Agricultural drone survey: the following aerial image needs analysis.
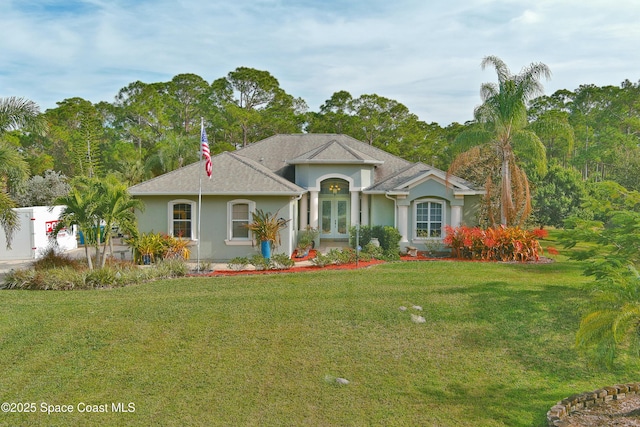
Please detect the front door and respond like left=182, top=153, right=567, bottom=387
left=320, top=198, right=349, bottom=239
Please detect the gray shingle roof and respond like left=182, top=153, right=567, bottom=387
left=287, top=139, right=383, bottom=165
left=365, top=162, right=483, bottom=193
left=234, top=134, right=411, bottom=182
left=129, top=151, right=304, bottom=196
left=129, top=133, right=481, bottom=197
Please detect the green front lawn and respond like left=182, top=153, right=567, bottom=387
left=1, top=260, right=637, bottom=426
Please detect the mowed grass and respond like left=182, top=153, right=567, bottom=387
left=1, top=259, right=638, bottom=426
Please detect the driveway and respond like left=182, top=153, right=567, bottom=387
left=0, top=258, right=35, bottom=279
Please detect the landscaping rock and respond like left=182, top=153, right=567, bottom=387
left=411, top=314, right=426, bottom=324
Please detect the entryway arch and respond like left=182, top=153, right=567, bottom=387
left=319, top=178, right=350, bottom=239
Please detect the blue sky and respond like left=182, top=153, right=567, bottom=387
left=2, top=0, right=640, bottom=125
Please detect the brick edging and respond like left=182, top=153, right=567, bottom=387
left=547, top=382, right=640, bottom=426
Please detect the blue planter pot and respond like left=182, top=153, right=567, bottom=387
left=260, top=240, right=271, bottom=260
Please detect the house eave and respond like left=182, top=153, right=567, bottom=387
left=131, top=191, right=305, bottom=197
left=286, top=159, right=383, bottom=166
left=453, top=190, right=486, bottom=196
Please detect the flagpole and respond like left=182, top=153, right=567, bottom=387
left=197, top=118, right=212, bottom=272
left=197, top=118, right=204, bottom=271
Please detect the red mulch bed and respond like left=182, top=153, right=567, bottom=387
left=400, top=251, right=449, bottom=261
left=190, top=250, right=552, bottom=278
left=201, top=259, right=385, bottom=277
left=291, top=249, right=317, bottom=261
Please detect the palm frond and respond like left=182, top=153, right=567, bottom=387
left=481, top=55, right=511, bottom=84
left=511, top=130, right=547, bottom=177
left=0, top=191, right=19, bottom=249
left=509, top=163, right=531, bottom=226
left=450, top=126, right=493, bottom=157
left=0, top=142, right=29, bottom=184
left=0, top=96, right=45, bottom=135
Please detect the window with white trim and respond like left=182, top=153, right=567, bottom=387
left=226, top=199, right=256, bottom=244
left=169, top=200, right=196, bottom=239
left=414, top=199, right=444, bottom=238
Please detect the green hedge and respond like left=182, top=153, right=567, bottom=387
left=349, top=225, right=401, bottom=260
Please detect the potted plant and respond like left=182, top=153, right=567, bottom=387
left=245, top=209, right=290, bottom=260
left=296, top=226, right=319, bottom=258
left=128, top=232, right=165, bottom=265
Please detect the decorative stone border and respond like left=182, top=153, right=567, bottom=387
left=547, top=382, right=640, bottom=426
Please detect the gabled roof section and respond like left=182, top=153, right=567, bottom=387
left=234, top=134, right=411, bottom=182
left=287, top=139, right=383, bottom=165
left=129, top=151, right=305, bottom=196
left=364, top=162, right=484, bottom=195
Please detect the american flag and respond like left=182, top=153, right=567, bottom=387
left=201, top=122, right=212, bottom=178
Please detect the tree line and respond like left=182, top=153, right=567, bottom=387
left=2, top=63, right=640, bottom=227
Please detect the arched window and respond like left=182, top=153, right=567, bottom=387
left=226, top=199, right=256, bottom=245
left=414, top=199, right=445, bottom=239
left=320, top=178, right=349, bottom=195
left=168, top=200, right=196, bottom=239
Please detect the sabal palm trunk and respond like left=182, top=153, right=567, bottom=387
left=501, top=155, right=513, bottom=226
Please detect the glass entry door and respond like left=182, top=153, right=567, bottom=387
left=320, top=198, right=349, bottom=239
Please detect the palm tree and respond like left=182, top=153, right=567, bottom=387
left=55, top=176, right=144, bottom=269
left=54, top=178, right=101, bottom=269
left=144, top=132, right=198, bottom=176
left=0, top=143, right=29, bottom=248
left=566, top=210, right=640, bottom=366
left=575, top=269, right=640, bottom=367
left=449, top=56, right=550, bottom=226
left=95, top=176, right=144, bottom=268
left=0, top=97, right=44, bottom=248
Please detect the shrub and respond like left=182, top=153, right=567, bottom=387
left=311, top=248, right=365, bottom=267
left=196, top=261, right=212, bottom=272
left=155, top=259, right=188, bottom=277
left=349, top=225, right=372, bottom=248
left=128, top=232, right=166, bottom=264
left=128, top=232, right=191, bottom=264
left=33, top=247, right=84, bottom=271
left=250, top=254, right=271, bottom=270
left=271, top=253, right=295, bottom=270
left=85, top=268, right=119, bottom=288
left=1, top=259, right=187, bottom=290
left=227, top=257, right=249, bottom=271
left=350, top=226, right=401, bottom=260
left=423, top=240, right=446, bottom=256
left=311, top=252, right=332, bottom=268
left=362, top=242, right=384, bottom=260
left=4, top=267, right=79, bottom=290
left=323, top=248, right=340, bottom=265
left=355, top=249, right=372, bottom=262
left=163, top=235, right=191, bottom=260
left=365, top=225, right=401, bottom=260
left=443, top=225, right=544, bottom=261
left=297, top=226, right=319, bottom=252
left=246, top=209, right=290, bottom=246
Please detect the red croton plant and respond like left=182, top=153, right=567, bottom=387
left=443, top=225, right=551, bottom=262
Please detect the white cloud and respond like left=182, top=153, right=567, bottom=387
left=1, top=0, right=639, bottom=124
